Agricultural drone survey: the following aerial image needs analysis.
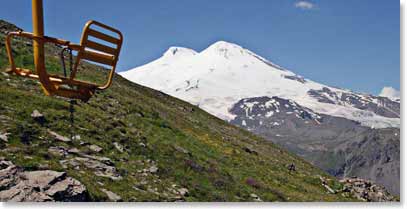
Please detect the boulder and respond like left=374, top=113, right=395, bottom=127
left=0, top=160, right=88, bottom=202
left=48, top=130, right=71, bottom=142
left=0, top=160, right=20, bottom=190
left=48, top=146, right=68, bottom=157
left=243, top=146, right=258, bottom=155
left=101, top=189, right=122, bottom=202
left=88, top=145, right=103, bottom=153
left=0, top=132, right=9, bottom=142
left=149, top=165, right=158, bottom=174
left=173, top=145, right=190, bottom=155
left=113, top=142, right=124, bottom=153
left=67, top=148, right=80, bottom=154
left=31, top=110, right=45, bottom=125
left=60, top=156, right=121, bottom=181
left=177, top=188, right=188, bottom=196
left=250, top=193, right=262, bottom=202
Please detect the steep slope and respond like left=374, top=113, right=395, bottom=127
left=121, top=41, right=400, bottom=195
left=0, top=20, right=358, bottom=201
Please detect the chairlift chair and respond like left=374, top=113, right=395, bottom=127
left=4, top=0, right=123, bottom=102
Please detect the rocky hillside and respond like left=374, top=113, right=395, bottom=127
left=0, top=19, right=363, bottom=202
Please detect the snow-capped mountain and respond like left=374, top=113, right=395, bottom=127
left=121, top=41, right=400, bottom=195
left=121, top=41, right=400, bottom=129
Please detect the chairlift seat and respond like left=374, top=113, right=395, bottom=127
left=5, top=20, right=123, bottom=101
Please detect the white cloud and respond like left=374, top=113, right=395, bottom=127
left=294, top=1, right=315, bottom=10
left=379, top=86, right=400, bottom=100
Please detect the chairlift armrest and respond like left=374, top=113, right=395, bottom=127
left=67, top=43, right=82, bottom=51
left=43, top=37, right=82, bottom=52
left=7, top=31, right=69, bottom=46
left=43, top=36, right=70, bottom=46
left=44, top=37, right=82, bottom=51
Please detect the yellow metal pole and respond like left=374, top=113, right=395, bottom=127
left=32, top=0, right=54, bottom=95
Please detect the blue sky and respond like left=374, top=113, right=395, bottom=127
left=0, top=0, right=399, bottom=94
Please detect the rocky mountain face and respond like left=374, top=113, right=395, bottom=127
left=308, top=87, right=400, bottom=119
left=0, top=19, right=361, bottom=202
left=121, top=41, right=400, bottom=196
left=229, top=96, right=399, bottom=195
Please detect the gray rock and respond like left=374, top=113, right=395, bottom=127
left=101, top=189, right=122, bottom=202
left=48, top=146, right=68, bottom=157
left=250, top=193, right=262, bottom=202
left=80, top=154, right=113, bottom=165
left=149, top=165, right=158, bottom=174
left=339, top=177, right=396, bottom=202
left=88, top=145, right=103, bottom=153
left=21, top=170, right=66, bottom=190
left=173, top=145, right=189, bottom=155
left=67, top=148, right=80, bottom=154
left=113, top=142, right=124, bottom=153
left=0, top=132, right=9, bottom=142
left=284, top=75, right=306, bottom=84
left=0, top=160, right=88, bottom=202
left=243, top=146, right=258, bottom=155
left=177, top=188, right=188, bottom=196
left=31, top=110, right=44, bottom=118
left=60, top=156, right=121, bottom=181
left=319, top=176, right=336, bottom=194
left=45, top=177, right=87, bottom=201
left=31, top=110, right=45, bottom=125
left=0, top=160, right=20, bottom=190
left=47, top=130, right=71, bottom=142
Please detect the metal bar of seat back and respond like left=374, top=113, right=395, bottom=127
left=87, top=29, right=120, bottom=45
left=81, top=50, right=115, bottom=66
left=85, top=40, right=117, bottom=56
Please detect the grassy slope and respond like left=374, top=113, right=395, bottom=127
left=0, top=23, right=355, bottom=201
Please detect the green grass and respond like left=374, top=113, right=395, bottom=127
left=0, top=24, right=357, bottom=202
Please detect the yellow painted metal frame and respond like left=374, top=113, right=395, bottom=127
left=5, top=0, right=123, bottom=101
